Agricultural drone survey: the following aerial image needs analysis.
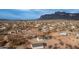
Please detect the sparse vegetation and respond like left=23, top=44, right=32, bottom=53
left=0, top=20, right=79, bottom=49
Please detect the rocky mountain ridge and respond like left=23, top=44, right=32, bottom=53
left=39, top=12, right=79, bottom=20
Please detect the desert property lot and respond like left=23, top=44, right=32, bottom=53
left=0, top=20, right=79, bottom=49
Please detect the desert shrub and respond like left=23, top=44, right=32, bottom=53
left=0, top=40, right=7, bottom=46
left=48, top=45, right=53, bottom=49
left=43, top=43, right=47, bottom=46
left=8, top=35, right=27, bottom=45
left=39, top=35, right=52, bottom=40
left=43, top=43, right=47, bottom=48
left=74, top=45, right=79, bottom=49
left=59, top=41, right=64, bottom=45
left=66, top=44, right=72, bottom=49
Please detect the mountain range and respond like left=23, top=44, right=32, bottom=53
left=39, top=11, right=79, bottom=20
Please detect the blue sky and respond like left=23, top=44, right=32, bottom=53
left=0, top=9, right=79, bottom=20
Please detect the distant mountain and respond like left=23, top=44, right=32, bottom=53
left=39, top=12, right=79, bottom=20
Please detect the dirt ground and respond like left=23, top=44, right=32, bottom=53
left=0, top=20, right=79, bottom=49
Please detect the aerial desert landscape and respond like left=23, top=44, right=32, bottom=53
left=0, top=9, right=79, bottom=49
left=0, top=20, right=79, bottom=49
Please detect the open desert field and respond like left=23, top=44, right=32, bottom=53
left=0, top=20, right=79, bottom=49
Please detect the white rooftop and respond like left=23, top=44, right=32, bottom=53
left=59, top=32, right=68, bottom=36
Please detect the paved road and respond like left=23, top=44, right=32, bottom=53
left=0, top=47, right=7, bottom=49
left=33, top=46, right=43, bottom=49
